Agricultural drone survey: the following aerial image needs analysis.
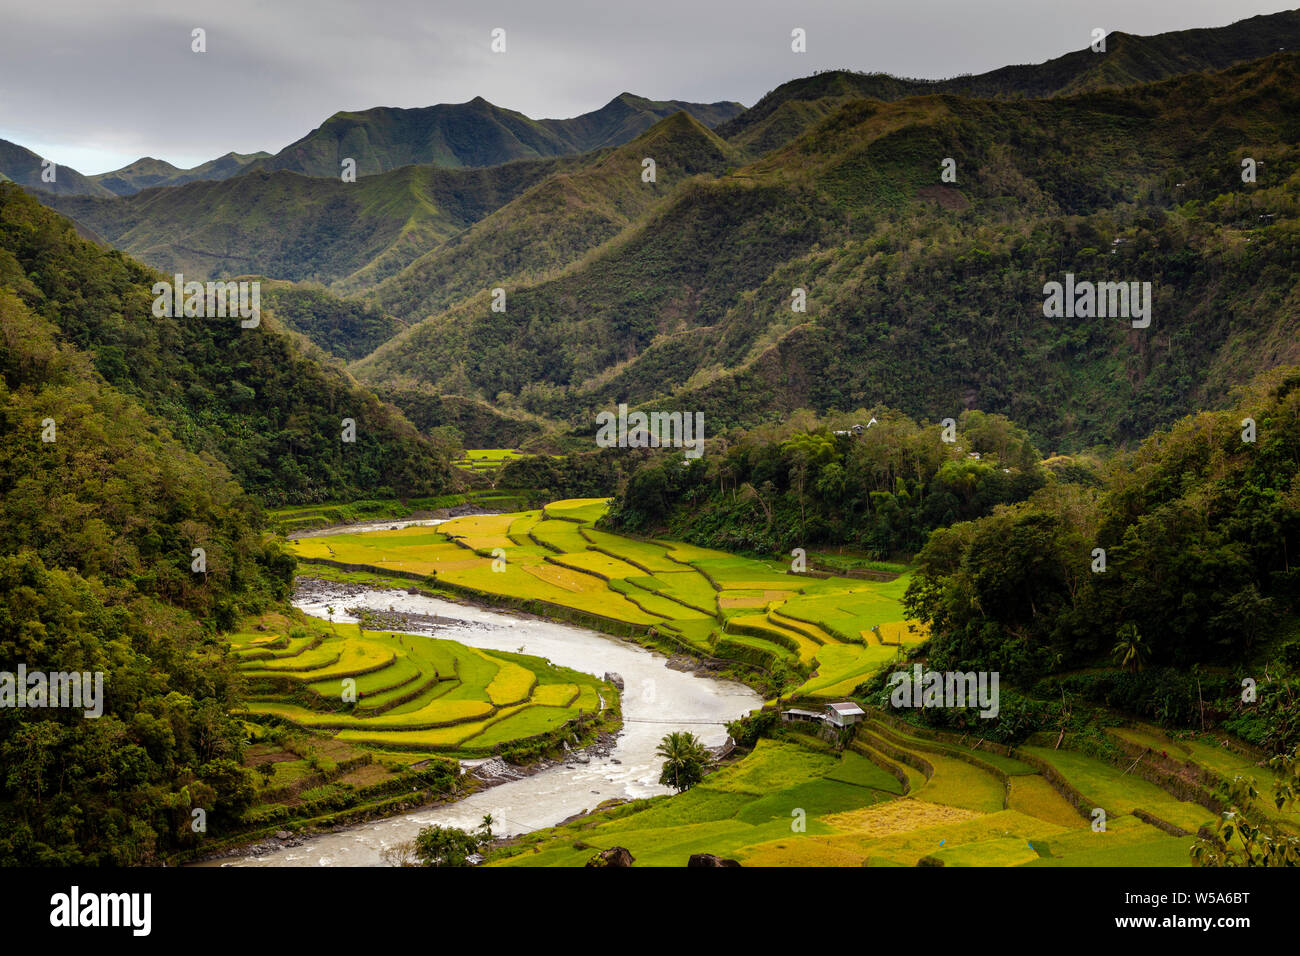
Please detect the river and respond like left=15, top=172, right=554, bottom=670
left=203, top=536, right=762, bottom=866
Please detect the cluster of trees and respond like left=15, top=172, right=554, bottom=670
left=657, top=732, right=711, bottom=793
left=606, top=408, right=1045, bottom=558
left=902, top=366, right=1300, bottom=749
left=382, top=815, right=498, bottom=867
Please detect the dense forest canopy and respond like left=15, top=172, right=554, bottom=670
left=605, top=408, right=1047, bottom=556
left=0, top=278, right=290, bottom=864
left=0, top=184, right=456, bottom=505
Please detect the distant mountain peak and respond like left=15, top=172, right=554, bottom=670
left=257, top=92, right=746, bottom=178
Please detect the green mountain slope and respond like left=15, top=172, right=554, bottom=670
left=0, top=273, right=294, bottom=864
left=0, top=183, right=455, bottom=504
left=40, top=158, right=567, bottom=285
left=353, top=53, right=1300, bottom=451
left=365, top=110, right=741, bottom=319
left=258, top=282, right=405, bottom=361
left=262, top=92, right=745, bottom=178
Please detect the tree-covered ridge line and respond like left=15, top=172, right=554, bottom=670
left=0, top=183, right=456, bottom=506
left=353, top=52, right=1300, bottom=452
left=258, top=92, right=745, bottom=180
left=604, top=407, right=1047, bottom=558
left=720, top=8, right=1300, bottom=150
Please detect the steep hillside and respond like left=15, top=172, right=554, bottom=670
left=353, top=54, right=1300, bottom=451
left=0, top=272, right=293, bottom=864
left=0, top=183, right=455, bottom=504
left=365, top=110, right=741, bottom=318
left=0, top=138, right=114, bottom=197
left=40, top=157, right=568, bottom=285
left=258, top=282, right=406, bottom=361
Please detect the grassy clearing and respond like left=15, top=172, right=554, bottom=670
left=451, top=449, right=528, bottom=476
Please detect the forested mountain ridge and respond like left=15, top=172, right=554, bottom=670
left=39, top=156, right=573, bottom=287
left=0, top=184, right=456, bottom=505
left=365, top=110, right=741, bottom=323
left=89, top=151, right=271, bottom=196
left=720, top=9, right=1300, bottom=154
left=13, top=10, right=1299, bottom=459
left=1, top=93, right=743, bottom=200
left=0, top=257, right=293, bottom=865
left=259, top=92, right=745, bottom=179
left=354, top=52, right=1300, bottom=451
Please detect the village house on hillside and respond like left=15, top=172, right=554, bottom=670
left=825, top=701, right=865, bottom=727
left=781, top=701, right=865, bottom=728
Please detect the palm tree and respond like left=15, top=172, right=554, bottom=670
left=1111, top=623, right=1149, bottom=672
left=656, top=731, right=710, bottom=793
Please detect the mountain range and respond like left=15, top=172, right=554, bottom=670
left=10, top=7, right=1300, bottom=456
left=0, top=92, right=744, bottom=199
left=352, top=51, right=1300, bottom=452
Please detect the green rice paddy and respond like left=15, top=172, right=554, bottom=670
left=451, top=448, right=530, bottom=476
left=228, top=611, right=609, bottom=755
left=490, top=715, right=1250, bottom=867
left=288, top=498, right=921, bottom=697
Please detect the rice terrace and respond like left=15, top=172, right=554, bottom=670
left=287, top=497, right=922, bottom=700
left=5, top=3, right=1300, bottom=932
left=239, top=496, right=1298, bottom=868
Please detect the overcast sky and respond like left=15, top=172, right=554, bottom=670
left=1, top=0, right=1292, bottom=174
